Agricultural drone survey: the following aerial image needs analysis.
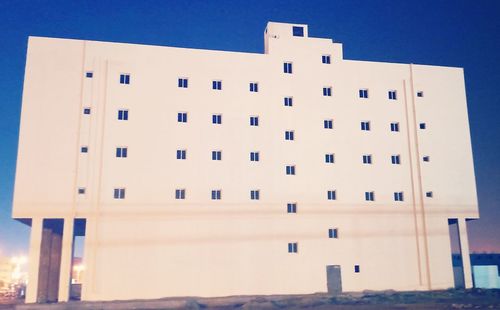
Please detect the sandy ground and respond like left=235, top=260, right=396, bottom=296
left=1, top=289, right=498, bottom=309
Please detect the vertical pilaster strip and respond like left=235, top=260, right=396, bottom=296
left=58, top=218, right=74, bottom=302
left=26, top=218, right=43, bottom=303
left=458, top=218, right=473, bottom=288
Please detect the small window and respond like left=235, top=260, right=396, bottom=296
left=359, top=89, right=369, bottom=99
left=211, top=190, right=222, bottom=200
left=365, top=191, right=375, bottom=201
left=388, top=90, right=397, bottom=100
left=178, top=78, right=188, bottom=88
left=212, top=151, right=222, bottom=161
left=292, top=26, right=304, bottom=37
left=287, top=203, right=297, bottom=213
left=250, top=152, right=260, bottom=162
left=116, top=147, right=128, bottom=158
left=113, top=188, right=126, bottom=199
left=249, top=82, right=259, bottom=92
left=394, top=192, right=404, bottom=202
left=177, top=112, right=188, bottom=123
left=250, top=190, right=260, bottom=200
left=328, top=228, right=338, bottom=239
left=423, top=156, right=430, bottom=162
left=417, top=91, right=424, bottom=97
left=118, top=109, right=129, bottom=121
left=85, top=72, right=93, bottom=78
left=323, top=87, right=332, bottom=97
left=250, top=116, right=259, bottom=126
left=391, top=155, right=401, bottom=165
left=83, top=107, right=91, bottom=115
left=78, top=188, right=86, bottom=195
left=354, top=265, right=360, bottom=273
left=288, top=242, right=298, bottom=253
left=176, top=149, right=186, bottom=160
left=283, top=62, right=293, bottom=74
left=327, top=190, right=336, bottom=200
left=81, top=146, right=88, bottom=153
left=325, top=154, right=335, bottom=164
left=390, top=122, right=400, bottom=132
left=362, top=155, right=372, bottom=164
left=361, top=121, right=371, bottom=131
left=212, top=114, right=222, bottom=124
left=322, top=55, right=331, bottom=64
left=119, top=74, right=130, bottom=85
left=419, top=123, right=426, bottom=129
left=324, top=119, right=333, bottom=129
left=426, top=191, right=433, bottom=198
left=175, top=189, right=186, bottom=200
left=286, top=165, right=296, bottom=175
left=285, top=130, right=295, bottom=141
left=212, top=80, right=222, bottom=90
left=284, top=97, right=293, bottom=107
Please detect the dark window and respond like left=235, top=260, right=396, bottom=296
left=362, top=155, right=372, bottom=164
left=292, top=26, right=304, bottom=37
left=250, top=190, right=260, bottom=200
left=325, top=154, right=335, bottom=163
left=288, top=242, right=298, bottom=253
left=354, top=265, right=360, bottom=273
left=324, top=119, right=333, bottom=129
left=116, top=147, right=128, bottom=158
left=322, top=55, right=331, bottom=64
left=212, top=114, right=222, bottom=124
left=86, top=72, right=93, bottom=78
left=388, top=90, right=397, bottom=100
left=81, top=146, right=88, bottom=153
left=212, top=151, right=222, bottom=161
left=211, top=190, right=221, bottom=200
left=286, top=165, right=296, bottom=175
left=285, top=131, right=295, bottom=141
left=328, top=190, right=336, bottom=200
left=391, top=155, right=401, bottom=165
left=323, top=87, right=332, bottom=96
left=176, top=149, right=186, bottom=160
left=114, top=188, right=126, bottom=199
left=175, top=189, right=185, bottom=199
left=250, top=152, right=260, bottom=162
left=178, top=78, right=188, bottom=88
left=361, top=121, right=371, bottom=131
left=391, top=122, right=400, bottom=132
left=419, top=123, right=426, bottom=129
left=287, top=203, right=297, bottom=213
left=284, top=62, right=293, bottom=74
left=78, top=188, right=86, bottom=194
left=249, top=82, right=259, bottom=92
left=365, top=191, right=375, bottom=201
left=394, top=192, right=404, bottom=202
left=426, top=191, right=433, bottom=198
left=284, top=97, right=293, bottom=107
left=83, top=108, right=91, bottom=115
left=212, top=80, right=222, bottom=90
left=118, top=109, right=129, bottom=120
left=417, top=91, right=424, bottom=97
left=119, top=74, right=130, bottom=84
left=328, top=228, right=338, bottom=239
left=359, top=89, right=369, bottom=98
left=250, top=116, right=259, bottom=126
left=178, top=112, right=188, bottom=123
left=423, top=156, right=430, bottom=162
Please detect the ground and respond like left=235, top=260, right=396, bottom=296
left=0, top=289, right=499, bottom=309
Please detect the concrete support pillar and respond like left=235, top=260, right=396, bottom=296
left=58, top=218, right=74, bottom=302
left=458, top=218, right=473, bottom=288
left=26, top=218, right=43, bottom=303
left=46, top=231, right=62, bottom=302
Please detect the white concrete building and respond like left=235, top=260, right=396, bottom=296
left=13, top=22, right=479, bottom=303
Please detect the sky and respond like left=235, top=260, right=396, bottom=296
left=0, top=0, right=499, bottom=257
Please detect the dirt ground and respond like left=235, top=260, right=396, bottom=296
left=2, top=289, right=499, bottom=309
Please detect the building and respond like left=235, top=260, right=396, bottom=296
left=13, top=22, right=479, bottom=303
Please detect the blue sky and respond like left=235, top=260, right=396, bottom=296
left=0, top=0, right=499, bottom=256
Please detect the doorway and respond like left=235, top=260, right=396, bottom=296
left=326, top=265, right=342, bottom=294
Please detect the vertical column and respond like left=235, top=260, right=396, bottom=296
left=26, top=218, right=43, bottom=303
left=458, top=218, right=473, bottom=288
left=58, top=218, right=74, bottom=302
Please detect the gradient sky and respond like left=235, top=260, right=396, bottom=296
left=0, top=0, right=499, bottom=257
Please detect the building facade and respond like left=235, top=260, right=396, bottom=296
left=13, top=22, right=479, bottom=302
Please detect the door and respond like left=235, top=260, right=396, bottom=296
left=326, top=265, right=342, bottom=294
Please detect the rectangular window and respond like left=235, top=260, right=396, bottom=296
left=285, top=131, right=294, bottom=141
left=176, top=149, right=186, bottom=160
left=391, top=155, right=401, bottom=165
left=323, top=87, right=332, bottom=97
left=283, top=62, right=293, bottom=74
left=328, top=228, right=338, bottom=239
left=390, top=122, right=400, bottom=132
left=286, top=165, right=296, bottom=175
left=327, top=190, right=337, bottom=200
left=284, top=97, right=293, bottom=107
left=212, top=114, right=222, bottom=124
left=250, top=152, right=260, bottom=162
left=388, top=90, right=397, bottom=100
left=212, top=80, right=222, bottom=90
left=365, top=191, right=375, bottom=201
left=250, top=190, right=260, bottom=200
left=85, top=72, right=93, bottom=78
left=423, top=156, right=430, bottom=162
left=249, top=82, right=259, bottom=92
left=417, top=91, right=424, bottom=97
left=118, top=109, right=129, bottom=120
left=116, top=147, right=128, bottom=158
left=212, top=151, right=222, bottom=161
left=394, top=192, right=404, bottom=202
left=354, top=265, right=360, bottom=273
left=78, top=187, right=86, bottom=195
left=419, top=123, right=426, bottom=129
left=288, top=242, right=298, bottom=253
left=113, top=188, right=125, bottom=199
left=359, top=89, right=369, bottom=98
left=81, top=146, right=88, bottom=153
left=178, top=78, right=188, bottom=88
left=83, top=107, right=91, bottom=115
left=324, top=119, right=333, bottom=129
left=325, top=154, right=335, bottom=163
left=361, top=121, right=371, bottom=131
left=292, top=26, right=304, bottom=37
left=362, top=155, right=372, bottom=164
left=211, top=190, right=222, bottom=200
left=250, top=116, right=259, bottom=126
left=119, top=74, right=130, bottom=84
left=177, top=112, right=188, bottom=123
left=287, top=203, right=297, bottom=213
left=175, top=189, right=186, bottom=200
left=322, top=55, right=331, bottom=64
left=426, top=191, right=433, bottom=198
